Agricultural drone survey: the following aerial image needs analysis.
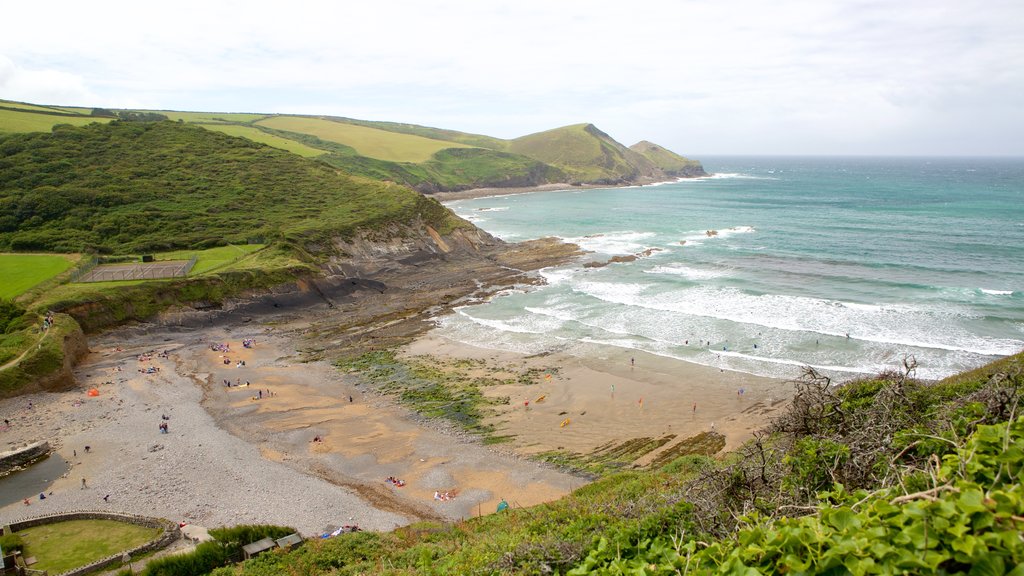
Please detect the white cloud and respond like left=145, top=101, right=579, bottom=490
left=0, top=55, right=101, bottom=106
left=1, top=0, right=1022, bottom=154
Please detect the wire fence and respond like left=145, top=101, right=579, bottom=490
left=67, top=255, right=99, bottom=283
left=75, top=255, right=197, bottom=283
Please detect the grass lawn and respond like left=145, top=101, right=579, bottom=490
left=0, top=108, right=109, bottom=134
left=155, top=244, right=266, bottom=274
left=17, top=519, right=161, bottom=574
left=199, top=124, right=325, bottom=157
left=0, top=254, right=74, bottom=299
left=255, top=116, right=471, bottom=163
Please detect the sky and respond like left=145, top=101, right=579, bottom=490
left=1, top=0, right=1022, bottom=156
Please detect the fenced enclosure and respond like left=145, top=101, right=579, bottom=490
left=75, top=255, right=197, bottom=283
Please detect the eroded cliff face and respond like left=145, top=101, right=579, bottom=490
left=138, top=220, right=582, bottom=358
left=284, top=220, right=581, bottom=355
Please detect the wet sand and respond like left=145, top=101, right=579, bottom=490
left=0, top=312, right=791, bottom=536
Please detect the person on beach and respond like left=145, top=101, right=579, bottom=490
left=631, top=357, right=635, bottom=366
left=82, top=478, right=87, bottom=489
left=692, top=402, right=697, bottom=413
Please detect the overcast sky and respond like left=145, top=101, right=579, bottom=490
left=2, top=0, right=1022, bottom=156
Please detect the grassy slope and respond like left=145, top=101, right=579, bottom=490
left=325, top=117, right=509, bottom=150
left=0, top=121, right=463, bottom=254
left=255, top=116, right=472, bottom=163
left=629, top=140, right=704, bottom=175
left=200, top=124, right=325, bottom=157
left=508, top=123, right=660, bottom=183
left=0, top=108, right=109, bottom=133
left=0, top=253, right=74, bottom=298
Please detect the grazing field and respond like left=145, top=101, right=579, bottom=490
left=256, top=116, right=472, bottom=162
left=199, top=124, right=324, bottom=157
left=160, top=110, right=268, bottom=123
left=0, top=108, right=109, bottom=133
left=17, top=519, right=161, bottom=574
left=0, top=254, right=74, bottom=298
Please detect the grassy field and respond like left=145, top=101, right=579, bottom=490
left=0, top=108, right=109, bottom=133
left=198, top=124, right=324, bottom=157
left=160, top=110, right=268, bottom=123
left=155, top=244, right=267, bottom=274
left=17, top=519, right=161, bottom=574
left=0, top=254, right=74, bottom=299
left=0, top=100, right=75, bottom=113
left=256, top=116, right=472, bottom=162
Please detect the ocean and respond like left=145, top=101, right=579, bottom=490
left=440, top=156, right=1024, bottom=381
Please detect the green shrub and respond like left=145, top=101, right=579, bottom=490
left=0, top=532, right=25, bottom=553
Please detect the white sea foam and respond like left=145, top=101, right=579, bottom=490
left=539, top=266, right=577, bottom=285
left=452, top=306, right=563, bottom=335
left=698, top=173, right=778, bottom=180
left=644, top=264, right=728, bottom=281
left=572, top=282, right=1024, bottom=357
left=980, top=288, right=1014, bottom=296
left=561, top=231, right=657, bottom=255
left=476, top=206, right=509, bottom=212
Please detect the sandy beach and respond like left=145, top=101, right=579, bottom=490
left=0, top=308, right=791, bottom=536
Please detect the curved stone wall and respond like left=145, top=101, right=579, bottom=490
left=5, top=510, right=180, bottom=576
left=0, top=441, right=50, bottom=476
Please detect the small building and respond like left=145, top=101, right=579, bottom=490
left=275, top=533, right=303, bottom=550
left=241, top=537, right=277, bottom=560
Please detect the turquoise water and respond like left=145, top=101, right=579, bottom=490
left=441, top=157, right=1024, bottom=381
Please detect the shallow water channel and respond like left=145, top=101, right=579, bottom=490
left=0, top=453, right=69, bottom=507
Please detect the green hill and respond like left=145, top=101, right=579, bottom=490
left=0, top=121, right=462, bottom=254
left=630, top=140, right=706, bottom=177
left=508, top=123, right=664, bottom=184
left=0, top=99, right=706, bottom=192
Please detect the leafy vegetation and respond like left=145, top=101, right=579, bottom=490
left=0, top=253, right=73, bottom=298
left=0, top=121, right=462, bottom=254
left=141, top=524, right=295, bottom=576
left=16, top=519, right=161, bottom=574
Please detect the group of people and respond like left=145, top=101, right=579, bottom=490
left=40, top=311, right=55, bottom=331
left=433, top=490, right=456, bottom=501
left=385, top=476, right=406, bottom=488
left=242, top=338, right=256, bottom=349
left=211, top=342, right=231, bottom=353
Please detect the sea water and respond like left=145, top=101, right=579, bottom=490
left=440, top=156, right=1024, bottom=381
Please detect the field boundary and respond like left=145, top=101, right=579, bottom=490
left=75, top=256, right=196, bottom=283
left=5, top=511, right=180, bottom=576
